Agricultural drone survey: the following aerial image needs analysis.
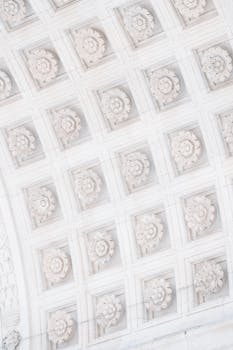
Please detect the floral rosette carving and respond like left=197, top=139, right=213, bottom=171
left=27, top=49, right=59, bottom=85
left=171, top=130, right=202, bottom=172
left=135, top=213, right=164, bottom=255
left=2, top=330, right=21, bottom=350
left=194, top=260, right=224, bottom=296
left=123, top=5, right=155, bottom=45
left=0, top=0, right=26, bottom=23
left=149, top=68, right=180, bottom=105
left=87, top=231, right=115, bottom=272
left=43, top=248, right=71, bottom=284
left=96, top=294, right=122, bottom=329
left=200, top=46, right=233, bottom=86
left=7, top=126, right=36, bottom=161
left=173, top=0, right=207, bottom=21
left=122, top=151, right=150, bottom=190
left=74, top=27, right=107, bottom=65
left=101, top=87, right=132, bottom=126
left=74, top=169, right=102, bottom=208
left=184, top=195, right=216, bottom=236
left=145, top=278, right=173, bottom=312
left=48, top=310, right=74, bottom=344
left=0, top=71, right=12, bottom=100
left=53, top=107, right=82, bottom=147
left=222, top=113, right=233, bottom=154
left=28, top=186, right=57, bottom=225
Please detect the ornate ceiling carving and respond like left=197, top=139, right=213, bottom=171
left=1, top=0, right=233, bottom=349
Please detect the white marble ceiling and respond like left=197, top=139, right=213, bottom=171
left=1, top=0, right=233, bottom=349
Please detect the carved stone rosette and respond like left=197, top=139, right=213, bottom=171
left=0, top=0, right=26, bottom=23
left=43, top=248, right=71, bottom=284
left=171, top=130, right=202, bottom=173
left=27, top=49, right=59, bottom=86
left=74, top=27, right=107, bottom=66
left=122, top=151, right=151, bottom=191
left=0, top=70, right=12, bottom=100
left=194, top=260, right=224, bottom=299
left=200, top=46, right=233, bottom=87
left=100, top=87, right=132, bottom=127
left=144, top=278, right=173, bottom=318
left=96, top=294, right=123, bottom=333
left=123, top=5, right=155, bottom=45
left=74, top=168, right=102, bottom=209
left=52, top=107, right=82, bottom=147
left=149, top=68, right=181, bottom=106
left=135, top=213, right=164, bottom=255
left=7, top=126, right=36, bottom=161
left=184, top=195, right=216, bottom=236
left=47, top=310, right=74, bottom=344
left=28, top=186, right=57, bottom=226
left=173, top=0, right=207, bottom=22
left=87, top=230, right=115, bottom=273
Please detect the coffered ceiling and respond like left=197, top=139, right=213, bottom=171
left=1, top=0, right=233, bottom=349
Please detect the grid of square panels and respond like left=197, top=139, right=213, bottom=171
left=1, top=0, right=233, bottom=349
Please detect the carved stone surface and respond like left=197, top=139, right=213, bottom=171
left=194, top=260, right=224, bottom=297
left=200, top=46, right=233, bottom=86
left=47, top=310, right=74, bottom=344
left=0, top=70, right=12, bottom=100
left=0, top=0, right=26, bottom=23
left=100, top=87, right=132, bottom=126
left=74, top=27, right=107, bottom=66
left=87, top=230, right=115, bottom=272
left=74, top=168, right=102, bottom=209
left=144, top=278, right=173, bottom=312
left=52, top=107, right=82, bottom=147
left=171, top=130, right=202, bottom=172
left=123, top=5, right=155, bottom=45
left=28, top=186, right=57, bottom=225
left=43, top=248, right=71, bottom=284
left=2, top=330, right=21, bottom=350
left=122, top=151, right=151, bottom=191
left=27, top=49, right=59, bottom=86
left=0, top=1, right=233, bottom=349
left=184, top=195, right=216, bottom=235
left=0, top=222, right=19, bottom=315
left=7, top=126, right=36, bottom=161
left=96, top=294, right=122, bottom=330
left=221, top=113, right=233, bottom=154
left=173, top=0, right=207, bottom=21
left=149, top=68, right=181, bottom=106
left=135, top=213, right=164, bottom=255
